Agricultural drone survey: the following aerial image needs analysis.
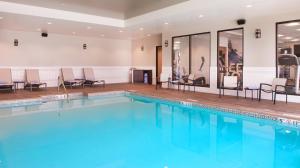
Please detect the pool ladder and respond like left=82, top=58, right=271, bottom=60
left=57, top=76, right=70, bottom=102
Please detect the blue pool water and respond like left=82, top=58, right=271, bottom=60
left=0, top=93, right=299, bottom=168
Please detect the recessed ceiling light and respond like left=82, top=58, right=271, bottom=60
left=291, top=39, right=300, bottom=42
left=164, top=22, right=169, bottom=25
left=0, top=17, right=3, bottom=20
left=139, top=27, right=144, bottom=31
left=285, top=22, right=300, bottom=27
left=47, top=22, right=52, bottom=25
left=101, top=34, right=105, bottom=37
left=278, top=34, right=284, bottom=37
left=284, top=36, right=292, bottom=40
left=87, top=26, right=92, bottom=30
left=147, top=34, right=151, bottom=37
left=198, top=14, right=204, bottom=18
left=119, top=30, right=123, bottom=33
left=246, top=4, right=253, bottom=8
left=297, top=29, right=300, bottom=31
left=72, top=32, right=76, bottom=35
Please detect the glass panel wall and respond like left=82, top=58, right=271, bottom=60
left=172, top=36, right=190, bottom=80
left=191, top=33, right=210, bottom=87
left=276, top=20, right=300, bottom=94
left=217, top=28, right=244, bottom=89
left=172, top=33, right=211, bottom=87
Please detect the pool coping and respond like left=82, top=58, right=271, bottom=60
left=0, top=90, right=299, bottom=127
left=124, top=91, right=300, bottom=127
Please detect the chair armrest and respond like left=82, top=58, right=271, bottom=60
left=275, top=85, right=287, bottom=92
left=260, top=83, right=272, bottom=90
left=260, top=83, right=272, bottom=87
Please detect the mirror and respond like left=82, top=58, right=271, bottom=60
left=217, top=28, right=244, bottom=89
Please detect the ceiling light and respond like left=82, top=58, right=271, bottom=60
left=147, top=34, right=151, bottom=37
left=119, top=30, right=123, bottom=33
left=72, top=32, right=76, bottom=35
left=291, top=39, right=300, bottom=42
left=47, top=22, right=52, bottom=25
left=87, top=26, right=92, bottom=30
left=285, top=22, right=300, bottom=27
left=37, top=28, right=41, bottom=32
left=278, top=34, right=284, bottom=37
left=139, top=28, right=144, bottom=31
left=101, top=34, right=105, bottom=37
left=198, top=14, right=204, bottom=18
left=297, top=29, right=300, bottom=31
left=164, top=22, right=169, bottom=25
left=0, top=17, right=3, bottom=20
left=246, top=4, right=253, bottom=8
left=284, top=36, right=292, bottom=40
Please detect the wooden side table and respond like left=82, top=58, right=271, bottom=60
left=244, top=87, right=259, bottom=100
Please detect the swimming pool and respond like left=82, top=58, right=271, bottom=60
left=0, top=92, right=299, bottom=168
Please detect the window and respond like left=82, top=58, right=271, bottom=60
left=217, top=28, right=244, bottom=89
left=276, top=20, right=300, bottom=94
left=172, top=32, right=211, bottom=87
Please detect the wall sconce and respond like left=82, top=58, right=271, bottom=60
left=164, top=40, right=168, bottom=47
left=14, top=39, right=18, bottom=46
left=255, top=29, right=262, bottom=39
left=83, top=44, right=87, bottom=50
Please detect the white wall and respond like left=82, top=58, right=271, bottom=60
left=0, top=29, right=132, bottom=86
left=131, top=34, right=162, bottom=84
left=162, top=12, right=300, bottom=102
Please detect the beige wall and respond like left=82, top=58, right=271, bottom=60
left=131, top=34, right=162, bottom=67
left=162, top=12, right=300, bottom=68
left=0, top=29, right=132, bottom=66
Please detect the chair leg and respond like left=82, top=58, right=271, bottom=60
left=259, top=89, right=261, bottom=101
left=286, top=93, right=288, bottom=104
left=194, top=86, right=195, bottom=92
left=237, top=89, right=239, bottom=99
left=271, top=92, right=274, bottom=101
left=219, top=88, right=221, bottom=98
left=273, top=92, right=276, bottom=104
left=223, top=89, right=224, bottom=96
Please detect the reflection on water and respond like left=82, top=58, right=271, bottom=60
left=0, top=95, right=299, bottom=168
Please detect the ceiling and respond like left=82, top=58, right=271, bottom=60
left=278, top=21, right=300, bottom=44
left=1, top=0, right=300, bottom=40
left=6, top=0, right=188, bottom=19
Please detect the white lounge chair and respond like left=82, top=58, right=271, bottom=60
left=61, top=68, right=83, bottom=89
left=259, top=78, right=288, bottom=104
left=83, top=68, right=105, bottom=87
left=25, top=69, right=47, bottom=91
left=0, top=68, right=14, bottom=92
left=219, top=76, right=240, bottom=98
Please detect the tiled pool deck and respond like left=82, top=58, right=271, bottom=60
left=0, top=83, right=299, bottom=123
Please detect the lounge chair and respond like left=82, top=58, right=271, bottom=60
left=61, top=68, right=83, bottom=89
left=259, top=78, right=288, bottom=104
left=156, top=73, right=170, bottom=89
left=83, top=68, right=105, bottom=87
left=0, top=68, right=14, bottom=92
left=24, top=69, right=47, bottom=91
left=219, top=76, right=240, bottom=98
